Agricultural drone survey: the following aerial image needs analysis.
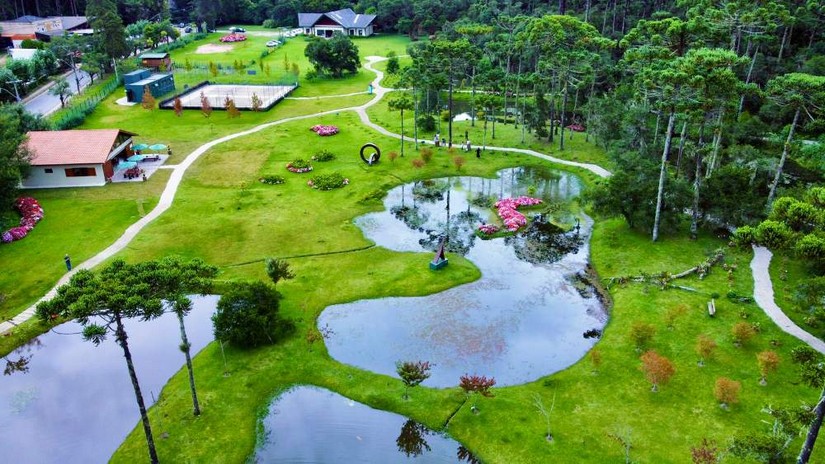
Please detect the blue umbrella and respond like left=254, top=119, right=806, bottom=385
left=118, top=161, right=138, bottom=170
left=148, top=143, right=167, bottom=151
left=127, top=154, right=144, bottom=162
left=132, top=143, right=149, bottom=151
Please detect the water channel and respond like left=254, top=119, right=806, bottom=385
left=0, top=295, right=218, bottom=464
left=319, top=167, right=607, bottom=387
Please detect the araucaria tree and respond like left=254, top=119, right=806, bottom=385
left=640, top=350, right=675, bottom=392
left=304, top=33, right=360, bottom=78
left=395, top=360, right=432, bottom=399
left=35, top=257, right=217, bottom=464
left=459, top=374, right=496, bottom=413
left=388, top=94, right=414, bottom=157
left=85, top=0, right=128, bottom=61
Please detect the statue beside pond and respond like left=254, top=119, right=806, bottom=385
left=430, top=237, right=448, bottom=270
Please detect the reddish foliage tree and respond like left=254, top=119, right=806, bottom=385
left=396, top=360, right=432, bottom=399
left=453, top=156, right=466, bottom=171
left=695, top=335, right=717, bottom=366
left=224, top=97, right=240, bottom=118
left=173, top=97, right=183, bottom=117
left=459, top=374, right=496, bottom=412
left=200, top=92, right=212, bottom=118
left=411, top=158, right=425, bottom=169
left=141, top=85, right=156, bottom=110
left=691, top=438, right=719, bottom=464
left=420, top=148, right=434, bottom=163
left=756, top=350, right=780, bottom=385
left=387, top=151, right=399, bottom=163
left=732, top=321, right=756, bottom=346
left=640, top=350, right=675, bottom=392
left=714, top=377, right=741, bottom=408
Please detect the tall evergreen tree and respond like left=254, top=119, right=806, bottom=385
left=86, top=0, right=129, bottom=61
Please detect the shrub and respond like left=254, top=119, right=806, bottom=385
left=640, top=350, right=675, bottom=392
left=629, top=322, right=656, bottom=351
left=796, top=234, right=825, bottom=261
left=388, top=151, right=399, bottom=162
left=420, top=148, right=433, bottom=164
left=590, top=348, right=602, bottom=372
left=286, top=159, right=312, bottom=173
left=262, top=19, right=276, bottom=28
left=755, top=220, right=793, bottom=249
left=731, top=321, right=756, bottom=346
left=386, top=51, right=399, bottom=74
left=713, top=377, right=741, bottom=407
left=417, top=114, right=436, bottom=131
left=732, top=225, right=756, bottom=247
left=212, top=281, right=294, bottom=348
left=453, top=155, right=466, bottom=171
left=440, top=109, right=451, bottom=122
left=311, top=150, right=336, bottom=162
left=411, top=158, right=425, bottom=169
left=308, top=172, right=348, bottom=190
left=664, top=304, right=688, bottom=329
left=259, top=175, right=285, bottom=185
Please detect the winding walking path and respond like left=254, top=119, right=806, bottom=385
left=2, top=57, right=822, bottom=359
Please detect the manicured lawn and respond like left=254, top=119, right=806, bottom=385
left=5, top=30, right=824, bottom=463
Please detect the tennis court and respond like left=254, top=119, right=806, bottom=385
left=160, top=83, right=297, bottom=111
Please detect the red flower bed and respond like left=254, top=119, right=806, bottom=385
left=2, top=197, right=44, bottom=244
left=220, top=33, right=247, bottom=43
left=310, top=125, right=339, bottom=136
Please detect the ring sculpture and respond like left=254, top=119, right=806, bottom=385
left=360, top=143, right=381, bottom=165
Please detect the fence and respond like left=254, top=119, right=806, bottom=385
left=50, top=74, right=123, bottom=130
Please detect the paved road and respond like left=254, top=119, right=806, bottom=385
left=24, top=69, right=92, bottom=116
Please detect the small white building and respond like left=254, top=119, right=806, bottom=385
left=298, top=8, right=376, bottom=38
left=21, top=129, right=137, bottom=188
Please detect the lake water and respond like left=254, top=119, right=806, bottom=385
left=254, top=386, right=472, bottom=463
left=319, top=168, right=607, bottom=387
left=0, top=295, right=218, bottom=464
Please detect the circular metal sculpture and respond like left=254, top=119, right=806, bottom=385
left=360, top=143, right=381, bottom=165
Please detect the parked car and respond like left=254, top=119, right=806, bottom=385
left=229, top=26, right=246, bottom=33
left=265, top=40, right=280, bottom=47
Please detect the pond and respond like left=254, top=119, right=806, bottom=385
left=0, top=295, right=218, bottom=464
left=255, top=386, right=474, bottom=463
left=319, top=167, right=607, bottom=387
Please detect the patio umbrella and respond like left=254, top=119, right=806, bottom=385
left=127, top=154, right=144, bottom=162
left=118, top=161, right=138, bottom=170
left=148, top=143, right=167, bottom=151
left=132, top=143, right=149, bottom=151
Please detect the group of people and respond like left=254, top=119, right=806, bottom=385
left=432, top=133, right=482, bottom=158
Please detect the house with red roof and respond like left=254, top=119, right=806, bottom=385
left=21, top=129, right=137, bottom=188
left=298, top=8, right=377, bottom=38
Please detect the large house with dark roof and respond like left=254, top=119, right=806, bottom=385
left=298, top=8, right=377, bottom=38
left=21, top=129, right=137, bottom=188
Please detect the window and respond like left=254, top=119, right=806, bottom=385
left=64, top=167, right=97, bottom=177
left=44, top=168, right=53, bottom=174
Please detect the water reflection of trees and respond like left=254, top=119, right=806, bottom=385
left=506, top=220, right=583, bottom=265
left=396, top=419, right=432, bottom=457
left=457, top=445, right=482, bottom=463
left=412, top=180, right=449, bottom=203
left=3, top=337, right=42, bottom=376
left=391, top=205, right=429, bottom=231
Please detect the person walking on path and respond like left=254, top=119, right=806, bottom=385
left=64, top=254, right=72, bottom=271
left=476, top=147, right=481, bottom=158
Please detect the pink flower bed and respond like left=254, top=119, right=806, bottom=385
left=310, top=125, right=339, bottom=136
left=566, top=124, right=586, bottom=132
left=2, top=197, right=44, bottom=244
left=478, top=196, right=542, bottom=233
left=286, top=162, right=313, bottom=173
left=220, top=33, right=247, bottom=43
left=478, top=224, right=500, bottom=235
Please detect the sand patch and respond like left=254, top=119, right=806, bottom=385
left=195, top=43, right=234, bottom=54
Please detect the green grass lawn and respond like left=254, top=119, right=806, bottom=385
left=4, top=31, right=825, bottom=463
left=770, top=252, right=825, bottom=341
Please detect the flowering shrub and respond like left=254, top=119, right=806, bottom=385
left=219, top=33, right=247, bottom=43
left=2, top=197, right=44, bottom=244
left=310, top=124, right=339, bottom=136
left=286, top=159, right=313, bottom=173
left=308, top=172, right=349, bottom=190
left=566, top=124, right=586, bottom=132
left=260, top=175, right=286, bottom=185
left=493, top=196, right=542, bottom=232
left=478, top=224, right=500, bottom=235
